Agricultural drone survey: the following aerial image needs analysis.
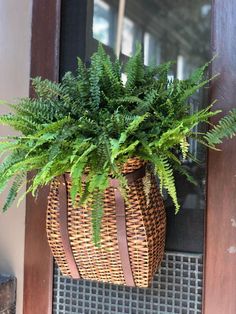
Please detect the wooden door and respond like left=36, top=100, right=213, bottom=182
left=23, top=1, right=236, bottom=313
left=204, top=1, right=236, bottom=313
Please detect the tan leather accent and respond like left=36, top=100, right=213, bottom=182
left=113, top=186, right=135, bottom=286
left=58, top=175, right=81, bottom=279
left=110, top=166, right=146, bottom=287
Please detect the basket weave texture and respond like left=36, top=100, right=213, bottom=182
left=46, top=158, right=166, bottom=287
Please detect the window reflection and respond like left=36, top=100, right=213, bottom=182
left=121, top=17, right=142, bottom=57
left=92, top=1, right=211, bottom=70
left=92, top=0, right=211, bottom=252
left=144, top=32, right=161, bottom=66
left=176, top=55, right=185, bottom=80
left=93, top=0, right=116, bottom=48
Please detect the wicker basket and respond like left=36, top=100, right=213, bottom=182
left=46, top=158, right=166, bottom=287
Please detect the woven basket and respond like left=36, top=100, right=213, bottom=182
left=46, top=158, right=166, bottom=287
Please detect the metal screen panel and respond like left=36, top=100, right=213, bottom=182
left=53, top=252, right=203, bottom=314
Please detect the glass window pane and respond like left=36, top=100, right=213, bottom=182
left=121, top=17, right=142, bottom=56
left=92, top=0, right=211, bottom=254
left=144, top=32, right=161, bottom=66
left=93, top=0, right=116, bottom=48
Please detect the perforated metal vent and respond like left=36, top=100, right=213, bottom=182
left=53, top=252, right=203, bottom=314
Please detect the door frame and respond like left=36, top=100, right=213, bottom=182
left=23, top=1, right=61, bottom=313
left=23, top=1, right=236, bottom=313
left=204, top=1, right=236, bottom=313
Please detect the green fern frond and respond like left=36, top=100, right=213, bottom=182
left=179, top=74, right=218, bottom=104
left=180, top=137, right=189, bottom=160
left=119, top=113, right=149, bottom=144
left=32, top=77, right=62, bottom=100
left=77, top=116, right=99, bottom=134
left=155, top=124, right=187, bottom=151
left=0, top=114, right=37, bottom=135
left=154, top=155, right=180, bottom=213
left=35, top=116, right=71, bottom=136
left=172, top=161, right=197, bottom=186
left=91, top=189, right=104, bottom=247
left=204, top=109, right=236, bottom=146
left=70, top=161, right=87, bottom=205
left=2, top=173, right=26, bottom=212
left=89, top=50, right=103, bottom=108
left=0, top=140, right=23, bottom=154
left=99, top=51, right=123, bottom=97
left=0, top=152, right=26, bottom=177
left=133, top=89, right=158, bottom=115
left=125, top=45, right=144, bottom=91
left=5, top=153, right=47, bottom=179
left=12, top=98, right=58, bottom=123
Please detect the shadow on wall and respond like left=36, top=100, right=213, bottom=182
left=0, top=255, right=14, bottom=276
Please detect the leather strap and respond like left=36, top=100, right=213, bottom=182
left=113, top=185, right=135, bottom=286
left=110, top=166, right=146, bottom=287
left=109, top=165, right=146, bottom=187
left=58, top=174, right=81, bottom=279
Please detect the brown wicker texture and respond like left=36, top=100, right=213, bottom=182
left=46, top=159, right=166, bottom=287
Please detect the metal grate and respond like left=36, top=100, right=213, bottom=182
left=53, top=252, right=203, bottom=314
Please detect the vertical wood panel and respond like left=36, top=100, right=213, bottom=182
left=23, top=1, right=61, bottom=313
left=204, top=0, right=236, bottom=313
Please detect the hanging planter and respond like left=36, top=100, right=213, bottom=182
left=0, top=44, right=236, bottom=287
left=47, top=158, right=166, bottom=287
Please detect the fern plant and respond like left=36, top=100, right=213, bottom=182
left=0, top=44, right=236, bottom=245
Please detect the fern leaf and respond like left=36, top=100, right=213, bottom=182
left=180, top=137, right=189, bottom=160
left=125, top=45, right=144, bottom=91
left=35, top=116, right=71, bottom=136
left=0, top=114, right=37, bottom=135
left=91, top=190, right=104, bottom=247
left=111, top=140, right=139, bottom=162
left=153, top=155, right=180, bottom=213
left=179, top=74, right=217, bottom=104
left=2, top=173, right=25, bottom=212
left=119, top=113, right=149, bottom=144
left=204, top=109, right=236, bottom=146
left=89, top=49, right=103, bottom=108
left=70, top=161, right=87, bottom=205
left=173, top=163, right=197, bottom=186
left=138, top=89, right=158, bottom=114
left=0, top=140, right=22, bottom=153
left=32, top=77, right=62, bottom=100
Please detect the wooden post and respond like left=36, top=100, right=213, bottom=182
left=204, top=0, right=236, bottom=313
left=23, top=1, right=61, bottom=313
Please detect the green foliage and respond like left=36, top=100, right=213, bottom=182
left=91, top=190, right=104, bottom=247
left=204, top=109, right=236, bottom=146
left=3, top=173, right=25, bottom=212
left=0, top=44, right=236, bottom=244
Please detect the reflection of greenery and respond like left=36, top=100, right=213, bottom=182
left=0, top=45, right=236, bottom=245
